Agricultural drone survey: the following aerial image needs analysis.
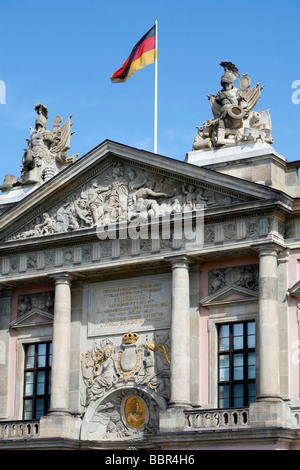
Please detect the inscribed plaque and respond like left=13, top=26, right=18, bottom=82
left=88, top=273, right=171, bottom=336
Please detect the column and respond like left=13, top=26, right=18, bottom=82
left=256, top=243, right=282, bottom=401
left=49, top=273, right=72, bottom=414
left=168, top=255, right=191, bottom=407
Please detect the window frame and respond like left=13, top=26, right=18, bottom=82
left=23, top=342, right=52, bottom=420
left=217, top=321, right=255, bottom=408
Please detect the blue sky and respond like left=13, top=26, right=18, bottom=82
left=0, top=0, right=300, bottom=182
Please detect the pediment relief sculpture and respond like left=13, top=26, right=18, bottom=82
left=208, top=264, right=259, bottom=295
left=193, top=61, right=273, bottom=150
left=6, top=161, right=244, bottom=241
left=201, top=284, right=259, bottom=308
left=9, top=291, right=55, bottom=329
left=1, top=104, right=78, bottom=190
left=17, top=291, right=54, bottom=316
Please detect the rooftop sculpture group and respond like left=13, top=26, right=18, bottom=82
left=2, top=104, right=78, bottom=190
left=193, top=61, right=273, bottom=151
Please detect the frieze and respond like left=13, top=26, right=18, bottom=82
left=0, top=216, right=285, bottom=279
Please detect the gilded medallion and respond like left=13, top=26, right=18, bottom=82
left=124, top=396, right=147, bottom=429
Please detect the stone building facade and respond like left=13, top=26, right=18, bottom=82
left=1, top=63, right=300, bottom=450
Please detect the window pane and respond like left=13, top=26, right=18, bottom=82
left=49, top=343, right=52, bottom=367
left=35, top=399, right=45, bottom=420
left=247, top=322, right=255, bottom=335
left=247, top=322, right=255, bottom=348
left=248, top=366, right=255, bottom=379
left=24, top=372, right=34, bottom=396
left=220, top=368, right=229, bottom=381
left=233, top=396, right=244, bottom=407
left=233, top=323, right=244, bottom=349
left=37, top=371, right=45, bottom=395
left=248, top=352, right=256, bottom=379
left=38, top=343, right=46, bottom=356
left=48, top=371, right=51, bottom=394
left=219, top=324, right=230, bottom=338
left=219, top=385, right=230, bottom=408
left=24, top=399, right=33, bottom=420
left=233, top=384, right=244, bottom=407
left=234, top=354, right=243, bottom=366
left=233, top=354, right=244, bottom=380
left=220, top=336, right=230, bottom=351
left=233, top=336, right=243, bottom=349
left=233, top=323, right=243, bottom=336
left=248, top=383, right=256, bottom=403
left=219, top=355, right=230, bottom=381
left=219, top=325, right=230, bottom=350
left=37, top=344, right=46, bottom=367
left=26, top=345, right=35, bottom=368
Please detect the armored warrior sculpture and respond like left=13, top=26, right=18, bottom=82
left=193, top=61, right=273, bottom=150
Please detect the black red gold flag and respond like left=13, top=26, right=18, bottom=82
left=110, top=25, right=156, bottom=83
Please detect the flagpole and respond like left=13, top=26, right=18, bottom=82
left=154, top=18, right=158, bottom=154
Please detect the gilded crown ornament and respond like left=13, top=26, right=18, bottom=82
left=122, top=330, right=139, bottom=344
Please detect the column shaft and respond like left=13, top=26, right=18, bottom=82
left=169, top=257, right=191, bottom=407
left=257, top=246, right=282, bottom=401
left=49, top=273, right=72, bottom=414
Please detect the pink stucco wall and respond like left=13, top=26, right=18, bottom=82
left=199, top=255, right=258, bottom=405
left=287, top=249, right=300, bottom=400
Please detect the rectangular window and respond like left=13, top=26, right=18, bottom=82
left=218, top=321, right=255, bottom=408
left=23, top=342, right=52, bottom=420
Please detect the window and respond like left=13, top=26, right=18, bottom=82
left=23, top=342, right=52, bottom=420
left=218, top=321, right=255, bottom=408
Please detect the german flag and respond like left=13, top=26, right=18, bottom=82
left=110, top=25, right=156, bottom=83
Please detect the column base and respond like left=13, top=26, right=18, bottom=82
left=168, top=401, right=192, bottom=409
left=159, top=406, right=188, bottom=432
left=39, top=413, right=82, bottom=440
left=249, top=400, right=292, bottom=428
left=47, top=408, right=72, bottom=416
left=256, top=394, right=283, bottom=402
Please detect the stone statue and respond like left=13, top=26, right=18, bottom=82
left=193, top=61, right=273, bottom=150
left=3, top=104, right=79, bottom=189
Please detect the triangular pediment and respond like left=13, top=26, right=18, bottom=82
left=10, top=308, right=54, bottom=329
left=289, top=281, right=300, bottom=297
left=200, top=285, right=259, bottom=308
left=0, top=140, right=290, bottom=243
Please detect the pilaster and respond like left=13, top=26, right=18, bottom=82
left=39, top=273, right=82, bottom=440
left=168, top=255, right=191, bottom=408
left=249, top=242, right=292, bottom=427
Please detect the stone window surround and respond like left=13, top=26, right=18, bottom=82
left=207, top=308, right=258, bottom=409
